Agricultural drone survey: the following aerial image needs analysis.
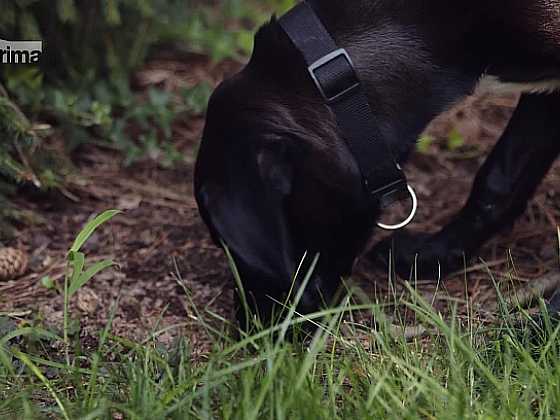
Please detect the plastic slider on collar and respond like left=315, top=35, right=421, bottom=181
left=368, top=179, right=410, bottom=209
left=308, top=48, right=360, bottom=103
left=374, top=183, right=418, bottom=231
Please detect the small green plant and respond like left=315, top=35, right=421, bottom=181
left=416, top=134, right=434, bottom=154
left=417, top=129, right=466, bottom=154
left=0, top=210, right=120, bottom=417
left=447, top=128, right=466, bottom=150
left=61, top=210, right=120, bottom=366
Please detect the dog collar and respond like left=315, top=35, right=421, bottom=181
left=278, top=2, right=417, bottom=230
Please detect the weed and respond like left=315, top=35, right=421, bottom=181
left=63, top=210, right=120, bottom=364
left=1, top=215, right=560, bottom=418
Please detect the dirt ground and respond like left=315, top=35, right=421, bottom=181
left=1, top=54, right=560, bottom=352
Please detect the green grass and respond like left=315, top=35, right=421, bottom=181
left=2, top=293, right=560, bottom=419
left=2, top=213, right=560, bottom=418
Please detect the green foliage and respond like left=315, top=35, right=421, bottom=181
left=0, top=96, right=35, bottom=184
left=63, top=210, right=119, bottom=364
left=447, top=128, right=466, bottom=150
left=162, top=0, right=297, bottom=61
left=181, top=82, right=214, bottom=116
left=2, top=222, right=560, bottom=417
left=1, top=244, right=560, bottom=418
left=1, top=1, right=178, bottom=87
left=416, top=134, right=434, bottom=154
left=417, top=129, right=466, bottom=154
left=0, top=90, right=67, bottom=238
left=0, top=0, right=294, bottom=225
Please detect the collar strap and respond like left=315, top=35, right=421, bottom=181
left=278, top=2, right=409, bottom=208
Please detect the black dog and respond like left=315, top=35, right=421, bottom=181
left=195, top=0, right=560, bottom=326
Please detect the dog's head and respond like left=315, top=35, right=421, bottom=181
left=194, top=13, right=467, bottom=326
left=195, top=20, right=379, bottom=326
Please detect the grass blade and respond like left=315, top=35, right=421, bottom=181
left=11, top=350, right=70, bottom=420
left=68, top=259, right=113, bottom=297
left=70, top=210, right=120, bottom=253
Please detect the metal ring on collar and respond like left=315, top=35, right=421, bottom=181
left=377, top=185, right=418, bottom=231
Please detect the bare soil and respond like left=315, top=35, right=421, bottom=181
left=1, top=54, right=559, bottom=353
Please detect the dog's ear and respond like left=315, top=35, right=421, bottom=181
left=196, top=139, right=296, bottom=280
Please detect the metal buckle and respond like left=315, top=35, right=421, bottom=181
left=377, top=185, right=418, bottom=231
left=308, top=48, right=360, bottom=103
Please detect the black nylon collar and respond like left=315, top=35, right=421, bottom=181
left=278, top=2, right=409, bottom=209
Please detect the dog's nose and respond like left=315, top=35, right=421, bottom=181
left=233, top=268, right=338, bottom=330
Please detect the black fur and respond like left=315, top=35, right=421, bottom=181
left=195, top=0, right=560, bottom=327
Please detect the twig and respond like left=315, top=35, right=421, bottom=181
left=485, top=272, right=560, bottom=313
left=390, top=324, right=430, bottom=340
left=507, top=273, right=560, bottom=308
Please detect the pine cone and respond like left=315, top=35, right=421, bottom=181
left=0, top=248, right=28, bottom=281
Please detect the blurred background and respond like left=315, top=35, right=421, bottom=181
left=0, top=0, right=295, bottom=235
